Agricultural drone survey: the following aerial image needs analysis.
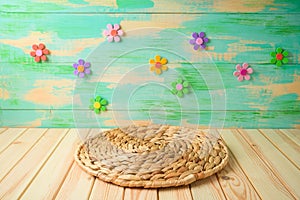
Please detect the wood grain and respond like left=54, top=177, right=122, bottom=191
left=55, top=162, right=95, bottom=200
left=20, top=129, right=80, bottom=199
left=218, top=129, right=295, bottom=199
left=0, top=129, right=67, bottom=199
left=239, top=129, right=300, bottom=198
left=124, top=188, right=157, bottom=200
left=159, top=186, right=193, bottom=200
left=259, top=129, right=300, bottom=169
left=0, top=128, right=26, bottom=152
left=0, top=128, right=47, bottom=180
left=89, top=179, right=124, bottom=200
left=279, top=129, right=300, bottom=145
left=191, top=175, right=226, bottom=200
left=217, top=151, right=261, bottom=200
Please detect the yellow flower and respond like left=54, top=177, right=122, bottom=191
left=149, top=55, right=168, bottom=75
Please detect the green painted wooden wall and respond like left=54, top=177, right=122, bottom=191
left=0, top=0, right=299, bottom=128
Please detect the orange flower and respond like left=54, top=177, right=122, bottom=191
left=30, top=43, right=50, bottom=62
left=149, top=55, right=168, bottom=75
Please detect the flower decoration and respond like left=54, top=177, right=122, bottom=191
left=89, top=96, right=108, bottom=114
left=171, top=78, right=190, bottom=97
left=30, top=43, right=50, bottom=62
left=270, top=47, right=288, bottom=67
left=73, top=59, right=91, bottom=78
left=103, top=24, right=124, bottom=42
left=189, top=32, right=209, bottom=50
left=149, top=55, right=168, bottom=75
left=233, top=63, right=253, bottom=81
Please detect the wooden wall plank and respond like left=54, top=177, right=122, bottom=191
left=218, top=129, right=295, bottom=199
left=0, top=128, right=26, bottom=152
left=0, top=129, right=67, bottom=199
left=190, top=175, right=226, bottom=200
left=54, top=162, right=95, bottom=200
left=89, top=179, right=124, bottom=200
left=238, top=129, right=300, bottom=198
left=216, top=151, right=261, bottom=200
left=124, top=188, right=158, bottom=200
left=159, top=186, right=193, bottom=200
left=0, top=128, right=47, bottom=180
left=259, top=129, right=300, bottom=168
left=20, top=129, right=81, bottom=199
left=1, top=109, right=299, bottom=128
left=1, top=14, right=299, bottom=64
left=1, top=0, right=299, bottom=13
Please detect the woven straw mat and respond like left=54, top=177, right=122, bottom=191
left=75, top=124, right=229, bottom=188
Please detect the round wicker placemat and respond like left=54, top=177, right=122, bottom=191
left=75, top=124, right=229, bottom=188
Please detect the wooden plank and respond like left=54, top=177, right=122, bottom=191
left=0, top=128, right=47, bottom=180
left=1, top=14, right=299, bottom=65
left=217, top=151, right=261, bottom=200
left=0, top=129, right=68, bottom=199
left=55, top=162, right=95, bottom=200
left=89, top=179, right=124, bottom=200
left=191, top=175, right=226, bottom=200
left=218, top=129, right=295, bottom=199
left=159, top=186, right=193, bottom=200
left=0, top=128, right=7, bottom=134
left=238, top=129, right=300, bottom=198
left=20, top=129, right=81, bottom=199
left=259, top=129, right=300, bottom=169
left=279, top=129, right=300, bottom=145
left=124, top=188, right=157, bottom=200
left=1, top=110, right=300, bottom=129
left=0, top=128, right=26, bottom=152
left=1, top=0, right=299, bottom=13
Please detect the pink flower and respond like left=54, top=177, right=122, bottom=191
left=103, top=24, right=124, bottom=42
left=233, top=63, right=253, bottom=81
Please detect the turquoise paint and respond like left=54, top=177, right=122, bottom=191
left=116, top=0, right=154, bottom=9
left=0, top=2, right=300, bottom=128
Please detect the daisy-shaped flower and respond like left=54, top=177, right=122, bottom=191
left=73, top=59, right=91, bottom=78
left=149, top=55, right=168, bottom=75
left=233, top=63, right=253, bottom=81
left=270, top=47, right=288, bottom=67
left=171, top=78, right=190, bottom=97
left=189, top=32, right=209, bottom=50
left=103, top=24, right=124, bottom=42
left=89, top=96, right=108, bottom=114
left=30, top=43, right=50, bottom=62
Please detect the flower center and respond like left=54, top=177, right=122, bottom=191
left=77, top=65, right=85, bottom=72
left=36, top=49, right=43, bottom=57
left=196, top=38, right=203, bottom=45
left=110, top=30, right=118, bottom=37
left=240, top=69, right=247, bottom=76
left=276, top=53, right=283, bottom=60
left=176, top=84, right=183, bottom=90
left=94, top=102, right=101, bottom=109
left=155, top=62, right=162, bottom=68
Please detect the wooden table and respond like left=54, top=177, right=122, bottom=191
left=0, top=128, right=299, bottom=199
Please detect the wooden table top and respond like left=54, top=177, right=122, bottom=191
left=0, top=128, right=299, bottom=199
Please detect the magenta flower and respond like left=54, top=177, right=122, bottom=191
left=190, top=32, right=209, bottom=50
left=233, top=63, right=253, bottom=81
left=73, top=59, right=91, bottom=78
left=103, top=24, right=124, bottom=42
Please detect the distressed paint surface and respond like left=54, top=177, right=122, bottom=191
left=0, top=0, right=299, bottom=128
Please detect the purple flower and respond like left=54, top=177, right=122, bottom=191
left=189, top=32, right=209, bottom=50
left=73, top=59, right=91, bottom=78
